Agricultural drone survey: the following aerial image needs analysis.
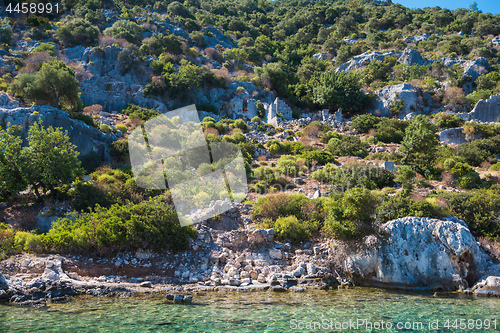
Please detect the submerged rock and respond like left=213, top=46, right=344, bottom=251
left=344, top=216, right=497, bottom=290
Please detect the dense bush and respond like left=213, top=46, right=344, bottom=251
left=433, top=112, right=465, bottom=129
left=300, top=149, right=335, bottom=165
left=455, top=137, right=500, bottom=166
left=56, top=18, right=99, bottom=47
left=350, top=113, right=381, bottom=133
left=44, top=197, right=196, bottom=255
left=324, top=188, right=378, bottom=240
left=376, top=195, right=441, bottom=223
left=252, top=192, right=324, bottom=222
left=327, top=135, right=369, bottom=158
left=263, top=215, right=320, bottom=244
left=374, top=118, right=408, bottom=144
left=432, top=187, right=500, bottom=240
left=312, top=163, right=394, bottom=192
left=0, top=223, right=15, bottom=260
left=122, top=104, right=160, bottom=121
left=103, top=20, right=143, bottom=43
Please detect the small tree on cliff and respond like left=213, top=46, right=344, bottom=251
left=10, top=60, right=80, bottom=111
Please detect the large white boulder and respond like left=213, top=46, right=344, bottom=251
left=369, top=83, right=423, bottom=118
left=344, top=216, right=497, bottom=290
left=336, top=51, right=401, bottom=72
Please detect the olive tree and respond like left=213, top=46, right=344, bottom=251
left=21, top=121, right=83, bottom=198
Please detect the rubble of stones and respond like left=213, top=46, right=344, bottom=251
left=0, top=200, right=343, bottom=306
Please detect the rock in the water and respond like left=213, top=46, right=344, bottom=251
left=471, top=276, right=500, bottom=296
left=0, top=273, right=7, bottom=290
left=344, top=216, right=496, bottom=290
left=173, top=295, right=184, bottom=303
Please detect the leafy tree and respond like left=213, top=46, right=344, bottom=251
left=327, top=135, right=369, bottom=158
left=400, top=115, right=439, bottom=165
left=10, top=60, right=80, bottom=111
left=0, top=125, right=25, bottom=199
left=0, top=26, right=13, bottom=46
left=311, top=70, right=369, bottom=114
left=21, top=121, right=83, bottom=198
left=350, top=113, right=381, bottom=134
left=56, top=17, right=99, bottom=47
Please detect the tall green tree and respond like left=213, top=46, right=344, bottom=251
left=10, top=60, right=80, bottom=111
left=311, top=70, right=369, bottom=114
left=0, top=125, right=25, bottom=199
left=400, top=115, right=439, bottom=166
left=21, top=121, right=83, bottom=198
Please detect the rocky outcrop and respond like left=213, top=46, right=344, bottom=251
left=369, top=83, right=425, bottom=118
left=397, top=48, right=426, bottom=66
left=459, top=94, right=500, bottom=123
left=266, top=97, right=293, bottom=125
left=344, top=217, right=498, bottom=290
left=336, top=51, right=401, bottom=72
left=439, top=127, right=483, bottom=145
left=201, top=25, right=236, bottom=49
left=0, top=101, right=116, bottom=159
left=404, top=34, right=431, bottom=43
left=463, top=57, right=491, bottom=81
left=62, top=45, right=168, bottom=113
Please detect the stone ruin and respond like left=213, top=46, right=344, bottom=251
left=266, top=97, right=293, bottom=125
left=459, top=95, right=500, bottom=123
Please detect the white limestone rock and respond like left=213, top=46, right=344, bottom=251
left=344, top=216, right=497, bottom=290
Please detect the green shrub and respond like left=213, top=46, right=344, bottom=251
left=489, top=162, right=500, bottom=171
left=79, top=151, right=101, bottom=174
left=122, top=104, right=160, bottom=121
left=56, top=18, right=99, bottom=47
left=264, top=215, right=319, bottom=244
left=455, top=137, right=500, bottom=166
left=457, top=171, right=482, bottom=189
left=110, top=138, right=130, bottom=162
left=14, top=231, right=44, bottom=253
left=72, top=181, right=113, bottom=212
left=320, top=130, right=342, bottom=143
left=44, top=197, right=196, bottom=255
left=103, top=20, right=143, bottom=43
left=443, top=158, right=457, bottom=170
left=450, top=162, right=473, bottom=177
left=234, top=119, right=248, bottom=131
left=116, top=124, right=127, bottom=134
left=376, top=195, right=441, bottom=222
left=350, top=113, right=381, bottom=133
left=276, top=155, right=299, bottom=176
left=100, top=123, right=112, bottom=134
left=300, top=150, right=336, bottom=165
left=315, top=163, right=394, bottom=191
left=252, top=193, right=314, bottom=222
left=70, top=113, right=97, bottom=128
left=324, top=188, right=378, bottom=240
left=251, top=116, right=261, bottom=123
left=374, top=118, right=408, bottom=144
left=327, top=135, right=369, bottom=158
left=0, top=223, right=15, bottom=259
left=31, top=43, right=56, bottom=55
left=433, top=112, right=464, bottom=129
left=432, top=187, right=500, bottom=240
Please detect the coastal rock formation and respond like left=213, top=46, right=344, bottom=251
left=344, top=216, right=497, bottom=290
left=0, top=100, right=116, bottom=158
left=471, top=275, right=500, bottom=296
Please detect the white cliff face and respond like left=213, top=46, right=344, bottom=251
left=344, top=217, right=497, bottom=290
left=369, top=83, right=424, bottom=118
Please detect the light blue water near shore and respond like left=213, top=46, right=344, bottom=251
left=1, top=288, right=499, bottom=332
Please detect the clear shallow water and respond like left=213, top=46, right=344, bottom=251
left=0, top=288, right=499, bottom=332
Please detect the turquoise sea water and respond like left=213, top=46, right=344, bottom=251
left=1, top=288, right=499, bottom=332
